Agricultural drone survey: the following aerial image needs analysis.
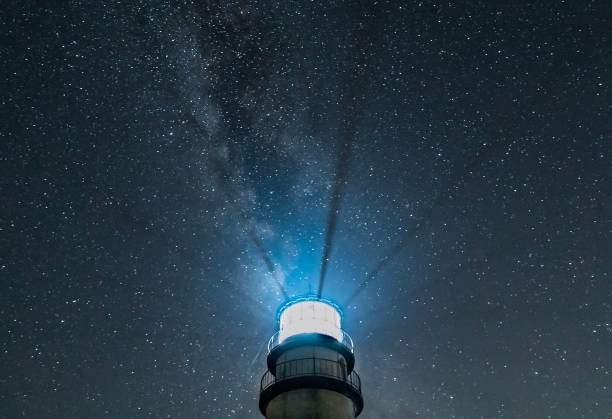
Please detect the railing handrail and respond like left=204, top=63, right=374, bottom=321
left=260, top=356, right=361, bottom=394
left=267, top=330, right=355, bottom=353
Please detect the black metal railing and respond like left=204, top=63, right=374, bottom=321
left=260, top=357, right=361, bottom=394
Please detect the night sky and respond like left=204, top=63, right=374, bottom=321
left=2, top=1, right=611, bottom=418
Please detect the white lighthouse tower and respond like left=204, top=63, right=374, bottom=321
left=259, top=296, right=363, bottom=418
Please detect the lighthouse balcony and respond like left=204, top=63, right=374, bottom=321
left=259, top=357, right=363, bottom=416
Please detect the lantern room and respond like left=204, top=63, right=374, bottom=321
left=277, top=297, right=343, bottom=343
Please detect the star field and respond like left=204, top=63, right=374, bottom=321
left=1, top=1, right=611, bottom=418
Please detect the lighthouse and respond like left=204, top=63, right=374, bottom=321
left=259, top=296, right=363, bottom=418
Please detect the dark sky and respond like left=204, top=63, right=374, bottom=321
left=2, top=1, right=611, bottom=418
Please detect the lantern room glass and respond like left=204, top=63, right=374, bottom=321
left=278, top=300, right=343, bottom=343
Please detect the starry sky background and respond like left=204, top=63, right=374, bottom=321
left=1, top=1, right=611, bottom=418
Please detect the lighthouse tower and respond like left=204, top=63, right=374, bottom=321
left=259, top=296, right=363, bottom=418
